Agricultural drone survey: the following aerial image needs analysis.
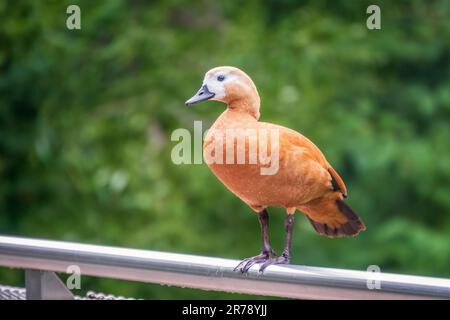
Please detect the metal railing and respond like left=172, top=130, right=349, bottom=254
left=0, top=235, right=449, bottom=299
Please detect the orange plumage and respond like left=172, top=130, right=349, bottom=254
left=186, top=66, right=365, bottom=272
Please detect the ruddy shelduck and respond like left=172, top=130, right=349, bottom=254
left=186, top=66, right=365, bottom=273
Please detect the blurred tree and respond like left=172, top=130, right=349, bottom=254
left=0, top=0, right=449, bottom=298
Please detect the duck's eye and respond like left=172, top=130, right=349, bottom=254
left=217, top=75, right=225, bottom=82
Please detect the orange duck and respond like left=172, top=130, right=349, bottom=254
left=186, top=66, right=365, bottom=273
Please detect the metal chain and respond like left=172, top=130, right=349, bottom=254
left=0, top=285, right=140, bottom=300
left=81, top=290, right=139, bottom=300
left=0, top=285, right=26, bottom=300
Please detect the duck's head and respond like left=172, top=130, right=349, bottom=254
left=186, top=66, right=260, bottom=119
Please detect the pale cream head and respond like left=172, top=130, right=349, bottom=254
left=186, top=66, right=261, bottom=119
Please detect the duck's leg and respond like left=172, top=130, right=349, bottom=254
left=259, top=214, right=295, bottom=273
left=234, top=209, right=276, bottom=273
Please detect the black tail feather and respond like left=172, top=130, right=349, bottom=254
left=307, top=200, right=366, bottom=238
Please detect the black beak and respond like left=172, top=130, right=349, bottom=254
left=185, top=85, right=215, bottom=106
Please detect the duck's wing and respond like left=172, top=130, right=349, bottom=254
left=269, top=123, right=348, bottom=198
left=328, top=166, right=348, bottom=197
left=258, top=123, right=362, bottom=236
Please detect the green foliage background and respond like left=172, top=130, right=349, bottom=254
left=0, top=0, right=449, bottom=298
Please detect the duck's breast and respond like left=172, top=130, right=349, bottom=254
left=203, top=126, right=329, bottom=208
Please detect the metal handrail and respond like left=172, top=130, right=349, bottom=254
left=0, top=235, right=449, bottom=299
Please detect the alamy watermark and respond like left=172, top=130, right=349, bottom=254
left=171, top=121, right=280, bottom=175
left=366, top=265, right=382, bottom=290
left=66, top=5, right=81, bottom=30
left=66, top=264, right=81, bottom=290
left=367, top=5, right=381, bottom=30
left=65, top=5, right=380, bottom=31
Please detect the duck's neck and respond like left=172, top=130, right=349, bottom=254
left=227, top=97, right=260, bottom=120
